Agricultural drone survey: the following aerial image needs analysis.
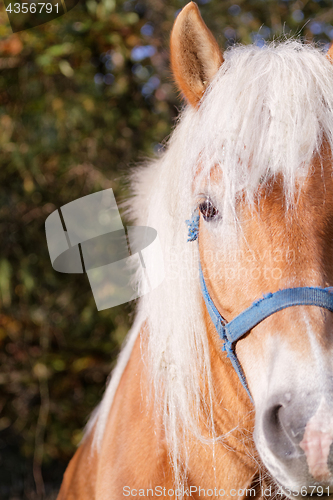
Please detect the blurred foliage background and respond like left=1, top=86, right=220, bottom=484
left=0, top=0, right=333, bottom=498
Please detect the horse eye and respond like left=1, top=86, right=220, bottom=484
left=199, top=200, right=219, bottom=221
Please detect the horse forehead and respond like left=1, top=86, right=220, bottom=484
left=245, top=166, right=333, bottom=232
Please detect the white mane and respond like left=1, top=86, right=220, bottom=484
left=86, top=40, right=333, bottom=483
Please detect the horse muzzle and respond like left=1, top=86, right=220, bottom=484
left=256, top=394, right=333, bottom=495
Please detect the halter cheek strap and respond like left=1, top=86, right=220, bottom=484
left=186, top=210, right=333, bottom=402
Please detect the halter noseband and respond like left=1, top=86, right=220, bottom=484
left=186, top=210, right=333, bottom=402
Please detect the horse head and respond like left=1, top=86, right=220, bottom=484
left=171, top=2, right=333, bottom=495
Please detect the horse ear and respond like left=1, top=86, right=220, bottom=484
left=170, top=2, right=223, bottom=107
left=327, top=43, right=333, bottom=63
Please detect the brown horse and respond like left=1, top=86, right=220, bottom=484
left=58, top=3, right=333, bottom=498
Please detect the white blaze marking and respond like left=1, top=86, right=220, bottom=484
left=300, top=398, right=333, bottom=481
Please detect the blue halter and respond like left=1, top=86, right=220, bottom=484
left=186, top=210, right=333, bottom=402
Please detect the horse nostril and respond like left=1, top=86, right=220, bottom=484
left=264, top=404, right=283, bottom=436
left=262, top=395, right=312, bottom=462
left=270, top=404, right=282, bottom=427
left=264, top=404, right=283, bottom=435
left=262, top=401, right=297, bottom=460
